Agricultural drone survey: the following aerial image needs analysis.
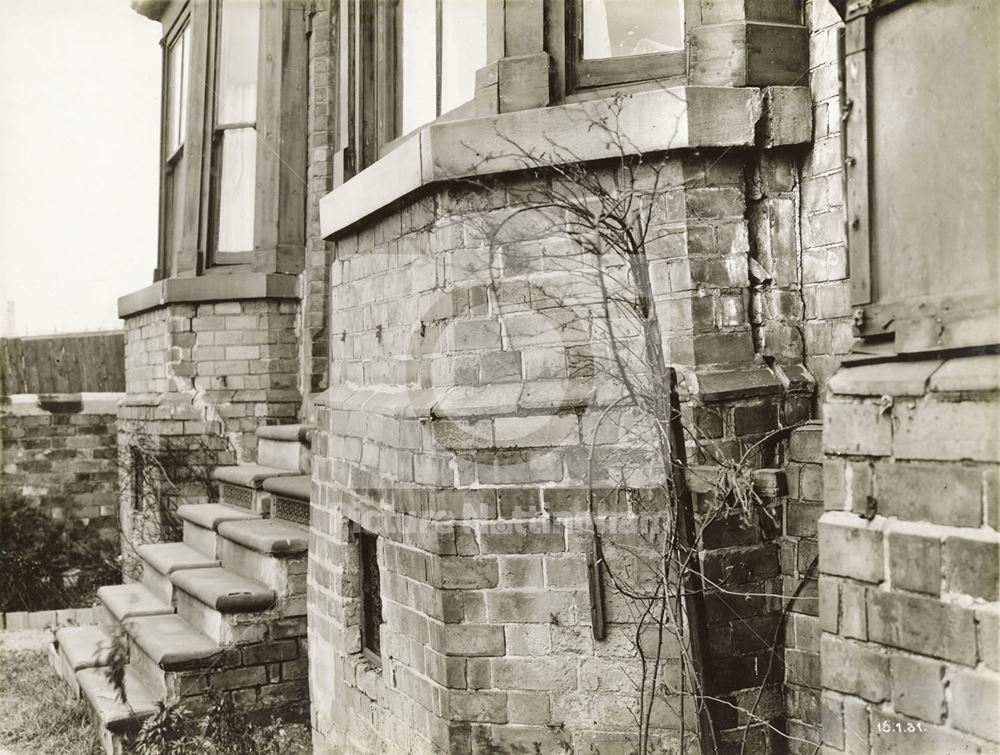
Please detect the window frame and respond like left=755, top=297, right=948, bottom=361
left=156, top=11, right=192, bottom=281
left=352, top=0, right=488, bottom=171
left=154, top=0, right=307, bottom=279
left=205, top=0, right=262, bottom=268
left=356, top=526, right=383, bottom=668
left=841, top=0, right=999, bottom=354
left=565, top=0, right=686, bottom=92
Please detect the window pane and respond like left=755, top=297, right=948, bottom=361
left=165, top=26, right=190, bottom=154
left=217, top=0, right=260, bottom=125
left=398, top=0, right=437, bottom=136
left=216, top=128, right=257, bottom=253
left=440, top=0, right=487, bottom=114
left=582, top=0, right=683, bottom=60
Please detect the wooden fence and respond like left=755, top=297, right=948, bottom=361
left=0, top=331, right=125, bottom=395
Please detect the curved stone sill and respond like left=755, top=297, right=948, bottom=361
left=319, top=85, right=811, bottom=238
left=118, top=273, right=299, bottom=319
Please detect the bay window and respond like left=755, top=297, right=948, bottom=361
left=159, top=20, right=190, bottom=279
left=211, top=0, right=260, bottom=262
left=336, top=0, right=688, bottom=181
left=352, top=0, right=488, bottom=169
left=153, top=0, right=306, bottom=280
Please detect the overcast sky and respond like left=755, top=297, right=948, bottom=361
left=0, top=0, right=161, bottom=336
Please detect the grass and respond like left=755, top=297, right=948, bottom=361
left=0, top=630, right=313, bottom=755
left=0, top=640, right=101, bottom=755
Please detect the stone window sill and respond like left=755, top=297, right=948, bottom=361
left=118, top=272, right=299, bottom=319
left=319, top=85, right=811, bottom=239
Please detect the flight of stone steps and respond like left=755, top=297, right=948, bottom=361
left=48, top=424, right=314, bottom=755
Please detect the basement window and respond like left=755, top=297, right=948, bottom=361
left=358, top=527, right=383, bottom=666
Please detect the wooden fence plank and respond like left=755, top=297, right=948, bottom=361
left=0, top=332, right=125, bottom=395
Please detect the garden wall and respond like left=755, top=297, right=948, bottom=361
left=0, top=393, right=122, bottom=530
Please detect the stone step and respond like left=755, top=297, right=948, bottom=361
left=97, top=583, right=173, bottom=630
left=49, top=625, right=114, bottom=698
left=174, top=589, right=279, bottom=646
left=122, top=613, right=222, bottom=678
left=218, top=518, right=308, bottom=556
left=178, top=503, right=261, bottom=559
left=137, top=543, right=221, bottom=604
left=213, top=464, right=300, bottom=490
left=214, top=517, right=308, bottom=592
left=255, top=423, right=313, bottom=475
left=171, top=566, right=276, bottom=613
left=76, top=666, right=158, bottom=754
left=219, top=534, right=308, bottom=595
left=213, top=465, right=300, bottom=515
left=256, top=423, right=314, bottom=444
left=58, top=625, right=114, bottom=670
left=262, top=475, right=311, bottom=527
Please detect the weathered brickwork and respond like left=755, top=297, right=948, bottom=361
left=300, top=0, right=336, bottom=400
left=119, top=299, right=300, bottom=553
left=781, top=421, right=824, bottom=752
left=800, top=0, right=852, bottom=398
left=308, top=142, right=820, bottom=752
left=819, top=356, right=1000, bottom=753
left=0, top=393, right=121, bottom=529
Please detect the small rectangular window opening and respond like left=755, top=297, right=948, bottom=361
left=358, top=527, right=383, bottom=666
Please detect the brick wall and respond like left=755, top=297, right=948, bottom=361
left=300, top=0, right=336, bottom=402
left=775, top=2, right=851, bottom=747
left=0, top=393, right=121, bottom=529
left=308, top=141, right=821, bottom=752
left=818, top=356, right=1000, bottom=752
left=800, top=0, right=852, bottom=398
left=118, top=299, right=300, bottom=554
left=781, top=422, right=824, bottom=752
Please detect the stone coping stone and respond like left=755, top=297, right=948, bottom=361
left=170, top=567, right=275, bottom=613
left=56, top=625, right=113, bottom=671
left=77, top=666, right=158, bottom=732
left=930, top=355, right=1000, bottom=393
left=123, top=614, right=222, bottom=670
left=98, top=584, right=172, bottom=623
left=217, top=518, right=309, bottom=556
left=828, top=359, right=943, bottom=397
left=213, top=464, right=300, bottom=489
left=261, top=475, right=311, bottom=502
left=255, top=424, right=314, bottom=443
left=137, top=542, right=220, bottom=575
left=177, top=503, right=260, bottom=531
left=694, top=367, right=784, bottom=402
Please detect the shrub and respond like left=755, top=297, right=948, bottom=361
left=0, top=494, right=120, bottom=612
left=131, top=696, right=309, bottom=755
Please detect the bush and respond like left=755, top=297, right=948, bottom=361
left=131, top=696, right=309, bottom=755
left=0, top=494, right=120, bottom=612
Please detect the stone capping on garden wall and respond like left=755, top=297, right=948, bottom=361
left=2, top=393, right=124, bottom=417
left=0, top=606, right=97, bottom=631
left=319, top=85, right=812, bottom=238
